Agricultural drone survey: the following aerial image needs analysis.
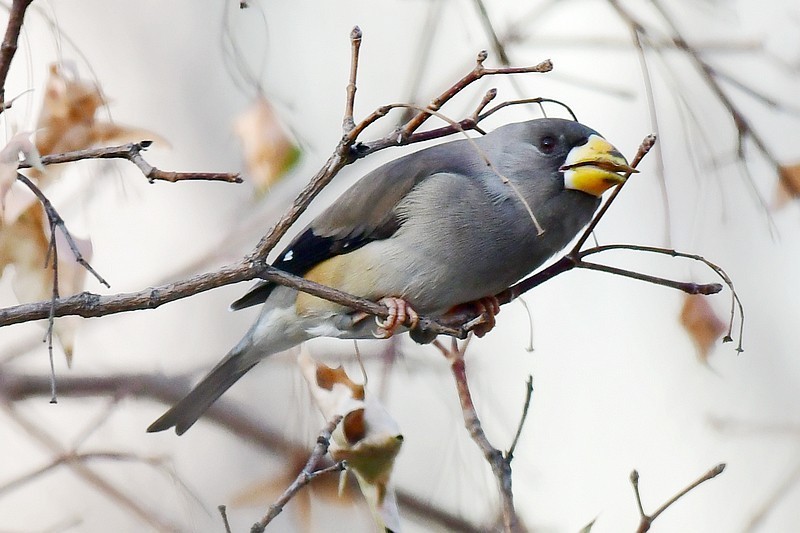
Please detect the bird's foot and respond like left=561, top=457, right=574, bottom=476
left=450, top=296, right=501, bottom=338
left=374, top=297, right=419, bottom=339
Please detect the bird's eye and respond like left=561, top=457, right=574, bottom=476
left=539, top=135, right=557, bottom=153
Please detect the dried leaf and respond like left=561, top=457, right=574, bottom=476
left=234, top=96, right=300, bottom=194
left=0, top=202, right=91, bottom=364
left=680, top=294, right=726, bottom=362
left=34, top=64, right=167, bottom=184
left=773, top=163, right=800, bottom=209
left=298, top=350, right=403, bottom=531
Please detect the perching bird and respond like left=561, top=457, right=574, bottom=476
left=148, top=117, right=635, bottom=435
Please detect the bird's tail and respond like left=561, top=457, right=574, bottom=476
left=147, top=342, right=257, bottom=435
left=147, top=287, right=330, bottom=434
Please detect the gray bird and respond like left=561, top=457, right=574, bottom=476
left=148, top=117, right=634, bottom=434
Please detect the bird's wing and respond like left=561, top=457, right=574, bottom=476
left=231, top=143, right=464, bottom=310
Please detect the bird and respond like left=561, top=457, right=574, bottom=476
left=147, top=117, right=635, bottom=435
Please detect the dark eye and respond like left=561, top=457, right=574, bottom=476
left=539, top=135, right=557, bottom=153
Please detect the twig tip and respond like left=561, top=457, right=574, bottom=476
left=350, top=26, right=362, bottom=40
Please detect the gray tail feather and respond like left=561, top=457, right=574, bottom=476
left=147, top=350, right=257, bottom=435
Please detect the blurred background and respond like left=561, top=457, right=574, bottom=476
left=0, top=0, right=799, bottom=531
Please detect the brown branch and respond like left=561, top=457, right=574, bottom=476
left=342, top=26, right=362, bottom=133
left=400, top=52, right=552, bottom=137
left=19, top=142, right=242, bottom=183
left=0, top=260, right=255, bottom=326
left=0, top=0, right=33, bottom=111
left=253, top=415, right=345, bottom=532
left=630, top=464, right=726, bottom=532
left=434, top=338, right=521, bottom=532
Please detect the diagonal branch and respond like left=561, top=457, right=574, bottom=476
left=252, top=415, right=345, bottom=532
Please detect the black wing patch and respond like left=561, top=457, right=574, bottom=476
left=229, top=214, right=403, bottom=311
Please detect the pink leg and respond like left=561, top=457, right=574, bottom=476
left=446, top=296, right=501, bottom=338
left=471, top=296, right=501, bottom=337
left=374, top=297, right=419, bottom=339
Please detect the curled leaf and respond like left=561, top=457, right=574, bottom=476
left=298, top=350, right=403, bottom=531
left=680, top=294, right=726, bottom=362
left=773, top=163, right=800, bottom=210
left=234, top=96, right=300, bottom=194
left=35, top=64, right=167, bottom=184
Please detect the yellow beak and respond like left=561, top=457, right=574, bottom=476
left=560, top=134, right=637, bottom=197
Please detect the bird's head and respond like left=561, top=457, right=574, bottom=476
left=558, top=125, right=637, bottom=197
left=517, top=118, right=636, bottom=197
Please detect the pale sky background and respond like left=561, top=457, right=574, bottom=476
left=1, top=1, right=799, bottom=532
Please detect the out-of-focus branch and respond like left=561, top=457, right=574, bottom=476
left=0, top=370, right=486, bottom=532
left=0, top=401, right=182, bottom=532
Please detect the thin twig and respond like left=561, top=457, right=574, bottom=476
left=505, top=375, right=533, bottom=463
left=342, top=26, right=362, bottom=133
left=571, top=134, right=656, bottom=253
left=218, top=505, right=232, bottom=533
left=252, top=415, right=345, bottom=532
left=631, top=464, right=726, bottom=532
left=15, top=174, right=110, bottom=287
left=400, top=52, right=552, bottom=137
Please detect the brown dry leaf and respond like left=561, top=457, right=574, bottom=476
left=298, top=349, right=403, bottom=532
left=234, top=96, right=300, bottom=194
left=680, top=294, right=726, bottom=362
left=773, top=163, right=800, bottom=210
left=0, top=202, right=91, bottom=364
left=34, top=64, right=166, bottom=184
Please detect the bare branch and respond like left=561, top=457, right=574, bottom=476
left=505, top=375, right=534, bottom=463
left=16, top=174, right=110, bottom=288
left=433, top=339, right=521, bottom=532
left=252, top=415, right=344, bottom=532
left=342, top=26, right=362, bottom=133
left=400, top=53, right=552, bottom=137
left=20, top=142, right=242, bottom=183
left=631, top=464, right=726, bottom=532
